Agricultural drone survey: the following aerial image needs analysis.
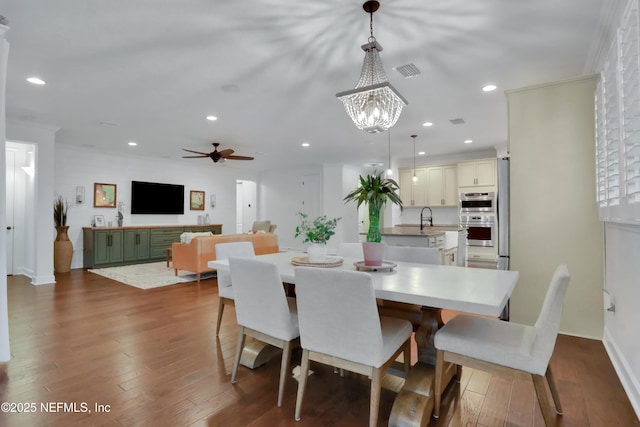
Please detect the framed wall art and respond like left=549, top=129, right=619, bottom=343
left=190, top=190, right=205, bottom=210
left=93, top=215, right=105, bottom=227
left=94, top=183, right=117, bottom=208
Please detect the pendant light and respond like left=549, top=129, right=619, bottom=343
left=386, top=129, right=393, bottom=176
left=335, top=1, right=408, bottom=133
left=411, top=134, right=418, bottom=182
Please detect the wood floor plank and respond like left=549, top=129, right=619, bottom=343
left=0, top=270, right=638, bottom=426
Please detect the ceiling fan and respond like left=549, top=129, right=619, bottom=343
left=182, top=142, right=255, bottom=163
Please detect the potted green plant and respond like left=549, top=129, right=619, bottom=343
left=53, top=194, right=73, bottom=273
left=344, top=172, right=403, bottom=265
left=294, top=212, right=341, bottom=263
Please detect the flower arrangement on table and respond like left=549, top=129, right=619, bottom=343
left=294, top=212, right=341, bottom=263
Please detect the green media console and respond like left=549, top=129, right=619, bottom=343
left=83, top=224, right=222, bottom=268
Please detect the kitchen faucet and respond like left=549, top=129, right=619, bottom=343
left=420, top=207, right=433, bottom=230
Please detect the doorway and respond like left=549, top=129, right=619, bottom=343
left=5, top=141, right=35, bottom=277
left=236, top=180, right=257, bottom=233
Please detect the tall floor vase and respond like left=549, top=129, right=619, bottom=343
left=54, top=226, right=73, bottom=273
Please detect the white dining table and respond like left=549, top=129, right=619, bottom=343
left=209, top=251, right=519, bottom=427
left=209, top=251, right=518, bottom=317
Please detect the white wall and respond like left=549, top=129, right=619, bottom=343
left=602, top=222, right=640, bottom=416
left=54, top=143, right=258, bottom=269
left=258, top=166, right=322, bottom=251
left=0, top=23, right=10, bottom=362
left=7, top=119, right=57, bottom=285
left=584, top=0, right=640, bottom=417
left=507, top=76, right=604, bottom=338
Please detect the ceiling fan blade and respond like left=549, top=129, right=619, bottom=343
left=182, top=155, right=211, bottom=158
left=218, top=149, right=235, bottom=156
left=225, top=155, right=255, bottom=161
left=182, top=148, right=210, bottom=155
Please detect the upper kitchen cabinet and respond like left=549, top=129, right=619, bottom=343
left=457, top=158, right=497, bottom=188
left=399, top=168, right=427, bottom=206
left=425, top=165, right=458, bottom=206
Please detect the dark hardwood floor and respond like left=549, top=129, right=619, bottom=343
left=0, top=270, right=638, bottom=427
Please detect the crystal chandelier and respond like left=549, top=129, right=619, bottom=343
left=336, top=1, right=408, bottom=134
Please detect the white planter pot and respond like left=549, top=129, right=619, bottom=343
left=362, top=242, right=385, bottom=266
left=307, top=243, right=327, bottom=263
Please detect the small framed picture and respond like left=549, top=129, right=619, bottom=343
left=190, top=190, right=205, bottom=210
left=94, top=215, right=105, bottom=227
left=94, top=183, right=117, bottom=208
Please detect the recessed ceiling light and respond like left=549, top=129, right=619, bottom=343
left=301, top=142, right=310, bottom=147
left=26, top=77, right=46, bottom=85
left=422, top=122, right=433, bottom=127
left=418, top=151, right=426, bottom=155
left=464, top=139, right=473, bottom=144
left=482, top=84, right=497, bottom=92
left=206, top=115, right=218, bottom=121
left=128, top=141, right=137, bottom=146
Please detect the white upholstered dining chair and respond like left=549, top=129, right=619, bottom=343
left=293, top=267, right=412, bottom=427
left=336, top=242, right=364, bottom=259
left=229, top=257, right=300, bottom=407
left=384, top=243, right=440, bottom=265
left=379, top=244, right=441, bottom=322
left=433, top=264, right=571, bottom=427
left=214, top=242, right=255, bottom=336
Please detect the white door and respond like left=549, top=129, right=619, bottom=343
left=301, top=174, right=321, bottom=219
left=236, top=181, right=244, bottom=233
left=236, top=180, right=257, bottom=233
left=5, top=149, right=15, bottom=275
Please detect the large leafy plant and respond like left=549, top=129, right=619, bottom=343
left=343, top=172, right=402, bottom=242
left=295, top=212, right=341, bottom=244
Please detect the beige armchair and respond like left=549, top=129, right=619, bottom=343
left=251, top=220, right=277, bottom=233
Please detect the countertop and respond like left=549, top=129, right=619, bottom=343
left=380, top=224, right=463, bottom=237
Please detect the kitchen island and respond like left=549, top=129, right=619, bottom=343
left=380, top=225, right=466, bottom=266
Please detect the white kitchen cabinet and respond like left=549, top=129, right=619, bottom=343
left=443, top=247, right=458, bottom=266
left=425, top=165, right=457, bottom=206
left=399, top=168, right=427, bottom=206
left=457, top=158, right=496, bottom=188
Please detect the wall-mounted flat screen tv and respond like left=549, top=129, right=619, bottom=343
left=131, top=181, right=185, bottom=214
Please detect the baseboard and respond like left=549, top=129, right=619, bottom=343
left=14, top=267, right=34, bottom=277
left=603, top=328, right=640, bottom=420
left=31, top=275, right=56, bottom=286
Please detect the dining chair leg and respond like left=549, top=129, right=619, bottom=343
left=456, top=364, right=463, bottom=382
left=369, top=368, right=382, bottom=427
left=404, top=339, right=411, bottom=375
left=278, top=340, right=292, bottom=407
left=215, top=299, right=225, bottom=336
left=231, top=327, right=246, bottom=384
left=295, top=349, right=311, bottom=421
left=433, top=349, right=444, bottom=418
left=545, top=365, right=563, bottom=414
left=532, top=373, right=557, bottom=427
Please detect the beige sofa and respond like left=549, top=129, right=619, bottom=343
left=172, top=233, right=279, bottom=283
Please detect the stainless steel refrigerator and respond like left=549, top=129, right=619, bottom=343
left=497, top=158, right=510, bottom=320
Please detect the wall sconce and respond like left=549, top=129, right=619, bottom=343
left=76, top=186, right=85, bottom=204
left=210, top=194, right=216, bottom=208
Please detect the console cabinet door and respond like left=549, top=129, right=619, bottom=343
left=94, top=230, right=124, bottom=265
left=124, top=229, right=150, bottom=261
left=109, top=230, right=124, bottom=263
